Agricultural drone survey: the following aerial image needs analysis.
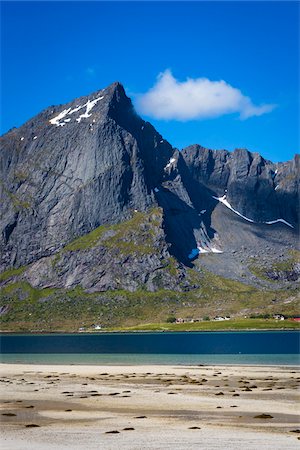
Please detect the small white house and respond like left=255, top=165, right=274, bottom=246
left=273, top=314, right=285, bottom=321
left=176, top=318, right=185, bottom=323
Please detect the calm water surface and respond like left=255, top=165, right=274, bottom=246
left=1, top=331, right=299, bottom=365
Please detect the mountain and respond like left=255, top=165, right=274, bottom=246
left=0, top=82, right=299, bottom=330
left=179, top=145, right=299, bottom=283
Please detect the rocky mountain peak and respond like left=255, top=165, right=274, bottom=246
left=0, top=82, right=299, bottom=295
left=108, top=81, right=128, bottom=99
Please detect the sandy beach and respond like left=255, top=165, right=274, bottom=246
left=0, top=363, right=299, bottom=449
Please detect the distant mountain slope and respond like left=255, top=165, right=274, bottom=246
left=181, top=144, right=299, bottom=227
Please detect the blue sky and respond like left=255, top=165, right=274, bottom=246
left=1, top=1, right=299, bottom=162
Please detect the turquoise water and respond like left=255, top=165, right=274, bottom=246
left=1, top=331, right=299, bottom=366
left=1, top=353, right=299, bottom=366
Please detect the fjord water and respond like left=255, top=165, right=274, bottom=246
left=1, top=331, right=299, bottom=365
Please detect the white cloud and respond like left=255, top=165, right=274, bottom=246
left=135, top=70, right=276, bottom=121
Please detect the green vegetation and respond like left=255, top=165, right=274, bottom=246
left=0, top=284, right=180, bottom=332
left=0, top=209, right=299, bottom=333
left=104, top=212, right=159, bottom=255
left=1, top=273, right=299, bottom=332
left=108, top=318, right=300, bottom=332
left=0, top=266, right=27, bottom=282
left=61, top=209, right=162, bottom=255
left=272, top=249, right=300, bottom=272
left=249, top=264, right=271, bottom=282
left=63, top=225, right=107, bottom=252
left=166, top=316, right=177, bottom=323
left=183, top=267, right=289, bottom=317
left=0, top=281, right=56, bottom=303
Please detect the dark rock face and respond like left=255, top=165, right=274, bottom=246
left=265, top=266, right=300, bottom=282
left=0, top=83, right=174, bottom=269
left=181, top=145, right=299, bottom=226
left=22, top=209, right=191, bottom=293
left=0, top=82, right=299, bottom=292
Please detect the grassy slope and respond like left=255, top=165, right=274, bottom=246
left=1, top=276, right=298, bottom=332
left=109, top=319, right=300, bottom=332
left=0, top=210, right=299, bottom=332
left=61, top=209, right=161, bottom=255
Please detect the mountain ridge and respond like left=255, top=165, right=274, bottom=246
left=0, top=81, right=299, bottom=329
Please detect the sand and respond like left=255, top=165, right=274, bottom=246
left=0, top=363, right=299, bottom=449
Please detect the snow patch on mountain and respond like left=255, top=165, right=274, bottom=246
left=76, top=96, right=104, bottom=123
left=164, top=157, right=176, bottom=171
left=264, top=219, right=294, bottom=228
left=197, top=246, right=209, bottom=254
left=49, top=108, right=71, bottom=126
left=69, top=105, right=82, bottom=115
left=188, top=241, right=223, bottom=259
left=213, top=194, right=294, bottom=228
left=49, top=95, right=104, bottom=126
left=213, top=194, right=254, bottom=223
left=210, top=247, right=223, bottom=253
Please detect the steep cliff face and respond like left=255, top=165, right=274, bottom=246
left=21, top=208, right=193, bottom=293
left=179, top=144, right=299, bottom=284
left=0, top=83, right=176, bottom=270
left=181, top=144, right=298, bottom=227
left=0, top=82, right=299, bottom=296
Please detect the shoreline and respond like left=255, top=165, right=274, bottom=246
left=1, top=360, right=300, bottom=368
left=1, top=327, right=299, bottom=334
left=1, top=363, right=299, bottom=449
